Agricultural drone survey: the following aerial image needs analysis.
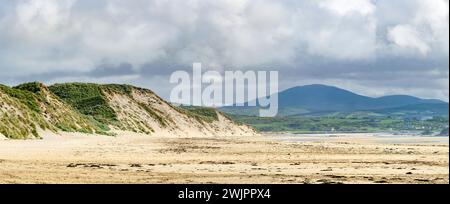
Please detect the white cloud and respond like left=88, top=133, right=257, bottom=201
left=319, top=0, right=376, bottom=16
left=387, top=24, right=431, bottom=55
left=0, top=0, right=448, bottom=100
left=15, top=0, right=75, bottom=41
left=415, top=0, right=449, bottom=54
left=1, top=0, right=382, bottom=74
left=382, top=0, right=448, bottom=57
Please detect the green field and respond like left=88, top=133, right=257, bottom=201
left=228, top=114, right=449, bottom=135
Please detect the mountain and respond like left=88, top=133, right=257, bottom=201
left=220, top=84, right=448, bottom=117
left=278, top=84, right=372, bottom=112
left=374, top=95, right=443, bottom=108
left=0, top=82, right=255, bottom=139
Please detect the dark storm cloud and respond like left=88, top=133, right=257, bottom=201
left=6, top=62, right=137, bottom=86
left=90, top=62, right=136, bottom=78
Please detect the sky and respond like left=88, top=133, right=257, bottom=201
left=0, top=0, right=448, bottom=101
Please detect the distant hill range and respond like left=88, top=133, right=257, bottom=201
left=0, top=82, right=254, bottom=139
left=220, top=84, right=449, bottom=118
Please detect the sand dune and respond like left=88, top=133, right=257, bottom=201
left=0, top=132, right=448, bottom=184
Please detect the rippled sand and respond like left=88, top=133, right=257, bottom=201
left=0, top=131, right=448, bottom=184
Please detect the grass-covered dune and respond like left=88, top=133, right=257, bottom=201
left=1, top=82, right=253, bottom=139
left=0, top=82, right=107, bottom=139
left=48, top=83, right=122, bottom=126
left=48, top=83, right=221, bottom=133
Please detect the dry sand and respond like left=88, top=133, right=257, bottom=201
left=0, top=131, right=448, bottom=184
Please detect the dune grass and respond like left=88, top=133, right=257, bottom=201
left=0, top=84, right=41, bottom=113
left=1, top=82, right=227, bottom=139
left=177, top=106, right=219, bottom=123
left=49, top=83, right=119, bottom=125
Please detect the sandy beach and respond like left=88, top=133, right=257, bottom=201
left=0, top=132, right=448, bottom=184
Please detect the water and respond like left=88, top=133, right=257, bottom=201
left=271, top=133, right=449, bottom=145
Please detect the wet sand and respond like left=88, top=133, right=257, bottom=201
left=0, top=132, right=448, bottom=184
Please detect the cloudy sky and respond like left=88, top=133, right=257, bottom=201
left=0, top=0, right=448, bottom=101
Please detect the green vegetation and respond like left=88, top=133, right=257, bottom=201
left=48, top=83, right=194, bottom=134
left=102, top=84, right=134, bottom=96
left=137, top=102, right=168, bottom=127
left=1, top=83, right=115, bottom=139
left=0, top=112, right=41, bottom=139
left=49, top=83, right=119, bottom=125
left=0, top=85, right=49, bottom=139
left=1, top=82, right=238, bottom=139
left=229, top=114, right=449, bottom=134
left=177, top=106, right=219, bottom=123
left=15, top=82, right=44, bottom=94
left=0, top=84, right=41, bottom=113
